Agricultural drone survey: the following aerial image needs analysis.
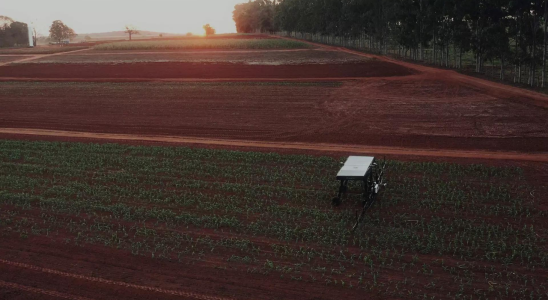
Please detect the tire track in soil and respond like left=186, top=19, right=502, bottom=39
left=0, top=279, right=93, bottom=300
left=0, top=259, right=232, bottom=300
left=0, top=128, right=547, bottom=162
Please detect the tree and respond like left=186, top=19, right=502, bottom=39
left=1, top=16, right=31, bottom=47
left=0, top=16, right=14, bottom=27
left=233, top=0, right=277, bottom=33
left=49, top=20, right=76, bottom=44
left=203, top=24, right=216, bottom=36
left=125, top=25, right=139, bottom=41
left=235, top=0, right=548, bottom=86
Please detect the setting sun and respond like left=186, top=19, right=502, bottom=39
left=1, top=0, right=244, bottom=35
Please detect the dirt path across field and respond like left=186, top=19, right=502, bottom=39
left=1, top=128, right=546, bottom=162
left=0, top=48, right=90, bottom=67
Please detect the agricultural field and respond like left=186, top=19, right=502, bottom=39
left=0, top=34, right=547, bottom=300
left=0, top=80, right=546, bottom=153
left=0, top=140, right=546, bottom=300
left=0, top=60, right=413, bottom=79
left=23, top=49, right=370, bottom=65
left=93, top=38, right=311, bottom=51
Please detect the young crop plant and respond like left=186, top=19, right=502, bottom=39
left=0, top=139, right=545, bottom=299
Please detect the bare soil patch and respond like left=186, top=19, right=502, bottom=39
left=0, top=81, right=546, bottom=153
left=0, top=61, right=414, bottom=79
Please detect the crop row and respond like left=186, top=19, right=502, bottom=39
left=0, top=140, right=545, bottom=299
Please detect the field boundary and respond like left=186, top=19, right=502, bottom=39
left=1, top=128, right=546, bottom=162
left=0, top=258, right=232, bottom=300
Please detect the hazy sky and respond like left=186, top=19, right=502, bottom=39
left=1, top=0, right=244, bottom=36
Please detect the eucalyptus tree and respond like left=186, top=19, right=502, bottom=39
left=234, top=0, right=548, bottom=86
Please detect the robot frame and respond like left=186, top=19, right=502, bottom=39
left=332, top=156, right=387, bottom=231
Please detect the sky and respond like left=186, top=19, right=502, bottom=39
left=1, top=0, right=245, bottom=36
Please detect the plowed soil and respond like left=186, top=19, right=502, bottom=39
left=0, top=80, right=546, bottom=153
left=0, top=61, right=414, bottom=78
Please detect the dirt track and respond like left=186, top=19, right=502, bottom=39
left=0, top=48, right=90, bottom=67
left=1, top=128, right=546, bottom=162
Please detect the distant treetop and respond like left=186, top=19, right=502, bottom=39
left=49, top=20, right=77, bottom=43
left=203, top=24, right=216, bottom=36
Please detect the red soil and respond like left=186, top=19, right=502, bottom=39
left=0, top=128, right=547, bottom=163
left=0, top=56, right=29, bottom=63
left=0, top=236, right=370, bottom=300
left=0, top=61, right=415, bottom=79
left=0, top=79, right=546, bottom=153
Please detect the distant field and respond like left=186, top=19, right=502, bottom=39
left=94, top=39, right=313, bottom=51
left=0, top=46, right=89, bottom=55
left=28, top=50, right=370, bottom=65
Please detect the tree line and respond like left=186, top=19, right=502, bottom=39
left=233, top=0, right=548, bottom=87
left=0, top=16, right=30, bottom=47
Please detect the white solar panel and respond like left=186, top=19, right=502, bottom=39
left=337, top=156, right=374, bottom=179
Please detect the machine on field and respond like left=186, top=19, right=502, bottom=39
left=332, top=156, right=387, bottom=231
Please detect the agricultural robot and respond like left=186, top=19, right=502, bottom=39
left=332, top=156, right=387, bottom=231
